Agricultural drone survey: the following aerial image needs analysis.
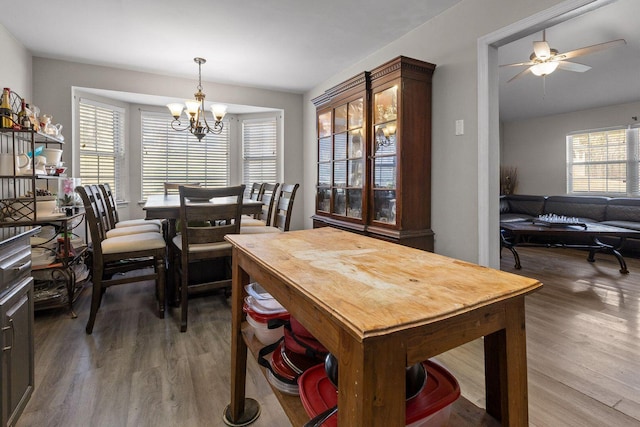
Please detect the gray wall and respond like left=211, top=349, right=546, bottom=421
left=31, top=58, right=305, bottom=230
left=502, top=100, right=640, bottom=195
left=302, top=0, right=565, bottom=262
left=0, top=25, right=32, bottom=107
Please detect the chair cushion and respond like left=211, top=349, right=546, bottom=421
left=240, top=226, right=283, bottom=234
left=115, top=218, right=163, bottom=230
left=241, top=218, right=267, bottom=227
left=101, top=232, right=166, bottom=254
left=171, top=235, right=233, bottom=254
left=106, top=223, right=161, bottom=238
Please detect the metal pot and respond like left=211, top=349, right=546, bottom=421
left=324, top=353, right=426, bottom=400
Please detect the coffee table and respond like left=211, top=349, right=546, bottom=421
left=500, top=221, right=640, bottom=274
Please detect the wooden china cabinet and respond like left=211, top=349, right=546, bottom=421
left=312, top=56, right=436, bottom=250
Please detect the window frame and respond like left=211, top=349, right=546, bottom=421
left=241, top=115, right=278, bottom=197
left=77, top=97, right=125, bottom=201
left=567, top=126, right=640, bottom=197
left=139, top=110, right=231, bottom=200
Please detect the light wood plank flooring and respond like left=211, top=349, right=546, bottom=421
left=19, top=247, right=640, bottom=426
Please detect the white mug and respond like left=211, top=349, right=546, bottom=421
left=15, top=153, right=30, bottom=175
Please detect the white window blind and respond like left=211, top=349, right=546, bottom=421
left=242, top=117, right=277, bottom=197
left=141, top=111, right=230, bottom=199
left=567, top=127, right=639, bottom=195
left=78, top=99, right=124, bottom=200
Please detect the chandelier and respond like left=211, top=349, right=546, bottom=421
left=166, top=57, right=227, bottom=141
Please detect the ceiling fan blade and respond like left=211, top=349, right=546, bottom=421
left=557, top=61, right=591, bottom=72
left=533, top=41, right=551, bottom=59
left=559, top=38, right=626, bottom=60
left=500, top=60, right=536, bottom=68
left=507, top=67, right=533, bottom=83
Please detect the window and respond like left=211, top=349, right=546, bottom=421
left=78, top=99, right=124, bottom=199
left=242, top=117, right=277, bottom=197
left=567, top=127, right=639, bottom=196
left=141, top=111, right=230, bottom=199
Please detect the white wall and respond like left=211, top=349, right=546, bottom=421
left=32, top=58, right=305, bottom=229
left=502, top=100, right=640, bottom=195
left=0, top=25, right=32, bottom=108
left=302, top=0, right=564, bottom=262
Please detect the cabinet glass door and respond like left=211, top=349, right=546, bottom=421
left=345, top=98, right=364, bottom=219
left=317, top=111, right=332, bottom=212
left=372, top=86, right=398, bottom=225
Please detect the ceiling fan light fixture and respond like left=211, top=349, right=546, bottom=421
left=530, top=61, right=559, bottom=77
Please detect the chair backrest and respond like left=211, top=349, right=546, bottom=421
left=248, top=182, right=265, bottom=201
left=178, top=185, right=245, bottom=247
left=259, top=183, right=280, bottom=226
left=99, top=183, right=119, bottom=228
left=164, top=182, right=201, bottom=195
left=75, top=185, right=107, bottom=257
left=272, top=183, right=299, bottom=231
left=89, top=184, right=112, bottom=232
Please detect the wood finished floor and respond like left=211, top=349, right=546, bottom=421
left=19, top=247, right=640, bottom=426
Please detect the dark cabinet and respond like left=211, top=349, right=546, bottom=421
left=312, top=56, right=435, bottom=250
left=0, top=227, right=35, bottom=427
left=0, top=277, right=34, bottom=427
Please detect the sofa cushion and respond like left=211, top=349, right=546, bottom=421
left=605, top=198, right=640, bottom=222
left=543, top=196, right=609, bottom=222
left=506, top=195, right=546, bottom=217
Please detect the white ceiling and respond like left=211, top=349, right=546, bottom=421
left=2, top=0, right=638, bottom=120
left=1, top=0, right=461, bottom=94
left=498, top=0, right=640, bottom=122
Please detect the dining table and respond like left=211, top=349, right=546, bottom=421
left=142, top=194, right=263, bottom=221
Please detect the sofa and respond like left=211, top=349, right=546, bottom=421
left=500, top=194, right=640, bottom=254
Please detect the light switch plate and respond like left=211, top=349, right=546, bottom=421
left=455, top=120, right=464, bottom=136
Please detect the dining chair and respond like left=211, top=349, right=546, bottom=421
left=164, top=182, right=201, bottom=195
left=171, top=184, right=245, bottom=332
left=241, top=182, right=280, bottom=227
left=76, top=185, right=167, bottom=334
left=240, top=183, right=299, bottom=234
left=100, top=183, right=163, bottom=231
left=89, top=185, right=160, bottom=238
left=248, top=182, right=265, bottom=201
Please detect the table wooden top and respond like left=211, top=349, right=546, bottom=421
left=226, top=227, right=542, bottom=340
left=143, top=194, right=262, bottom=210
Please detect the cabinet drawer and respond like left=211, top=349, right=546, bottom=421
left=0, top=241, right=31, bottom=294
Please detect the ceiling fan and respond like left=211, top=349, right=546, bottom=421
left=501, top=30, right=626, bottom=83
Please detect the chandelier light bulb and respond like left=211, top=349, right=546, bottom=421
left=211, top=104, right=227, bottom=121
left=166, top=103, right=184, bottom=119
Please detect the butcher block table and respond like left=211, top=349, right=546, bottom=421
left=224, top=228, right=542, bottom=426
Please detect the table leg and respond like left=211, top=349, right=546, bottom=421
left=338, top=333, right=405, bottom=426
left=223, top=249, right=260, bottom=427
left=591, top=236, right=629, bottom=274
left=500, top=231, right=521, bottom=269
left=484, top=298, right=529, bottom=426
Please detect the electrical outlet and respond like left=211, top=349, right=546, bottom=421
left=455, top=120, right=464, bottom=136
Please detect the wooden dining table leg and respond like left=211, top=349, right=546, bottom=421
left=484, top=298, right=529, bottom=426
left=223, top=248, right=260, bottom=426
